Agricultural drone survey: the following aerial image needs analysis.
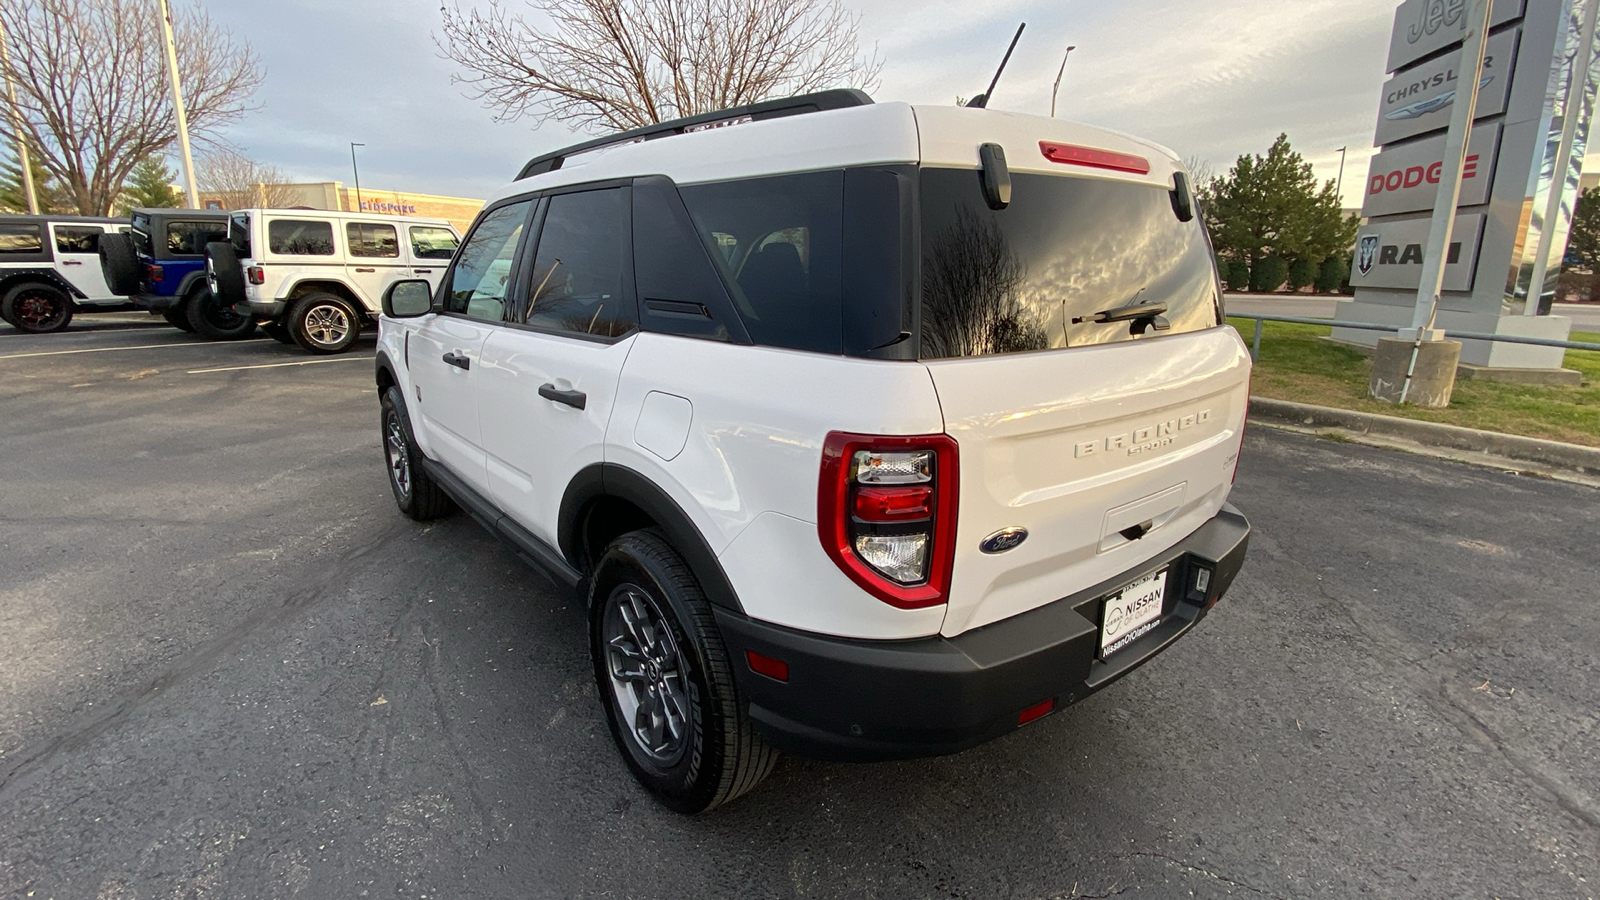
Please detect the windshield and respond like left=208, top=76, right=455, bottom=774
left=918, top=169, right=1220, bottom=359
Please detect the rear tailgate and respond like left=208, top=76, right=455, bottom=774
left=929, top=328, right=1249, bottom=637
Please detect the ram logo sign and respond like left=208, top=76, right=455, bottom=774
left=1347, top=213, right=1484, bottom=292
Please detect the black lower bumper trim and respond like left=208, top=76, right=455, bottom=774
left=715, top=503, right=1250, bottom=762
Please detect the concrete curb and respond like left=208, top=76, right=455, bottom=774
left=1248, top=397, right=1600, bottom=477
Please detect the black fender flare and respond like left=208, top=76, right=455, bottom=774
left=0, top=269, right=86, bottom=300
left=560, top=462, right=744, bottom=613
left=174, top=270, right=209, bottom=300
left=374, top=348, right=401, bottom=391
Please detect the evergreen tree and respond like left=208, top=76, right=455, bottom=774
left=1566, top=189, right=1600, bottom=272
left=119, top=156, right=182, bottom=213
left=0, top=147, right=66, bottom=213
left=1203, top=134, right=1359, bottom=283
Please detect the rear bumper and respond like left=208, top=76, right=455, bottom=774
left=134, top=291, right=176, bottom=312
left=715, top=503, right=1249, bottom=762
left=236, top=298, right=286, bottom=322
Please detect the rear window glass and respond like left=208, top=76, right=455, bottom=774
left=230, top=214, right=251, bottom=257
left=0, top=223, right=42, bottom=255
left=268, top=219, right=334, bottom=256
left=679, top=171, right=844, bottom=354
left=54, top=226, right=102, bottom=253
left=919, top=169, right=1218, bottom=359
left=131, top=214, right=153, bottom=254
left=347, top=222, right=399, bottom=258
left=167, top=220, right=226, bottom=256
left=409, top=226, right=458, bottom=260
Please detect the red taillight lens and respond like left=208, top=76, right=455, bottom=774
left=146, top=264, right=163, bottom=283
left=1039, top=141, right=1151, bottom=174
left=246, top=265, right=265, bottom=285
left=818, top=432, right=959, bottom=610
left=745, top=650, right=789, bottom=682
left=852, top=485, right=933, bottom=522
left=1018, top=698, right=1056, bottom=726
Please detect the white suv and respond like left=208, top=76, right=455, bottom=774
left=374, top=91, right=1252, bottom=813
left=205, top=208, right=461, bottom=353
left=0, top=214, right=131, bottom=333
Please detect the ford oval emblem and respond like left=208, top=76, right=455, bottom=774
left=980, top=527, right=1029, bottom=554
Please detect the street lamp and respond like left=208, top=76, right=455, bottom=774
left=1335, top=146, right=1348, bottom=202
left=350, top=142, right=365, bottom=212
left=1050, top=45, right=1077, bottom=118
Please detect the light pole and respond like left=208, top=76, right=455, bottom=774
left=1050, top=45, right=1077, bottom=118
left=350, top=142, right=365, bottom=212
left=156, top=0, right=199, bottom=209
left=0, top=16, right=38, bottom=214
left=1335, top=146, right=1348, bottom=202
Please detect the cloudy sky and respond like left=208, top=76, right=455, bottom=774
left=207, top=0, right=1413, bottom=207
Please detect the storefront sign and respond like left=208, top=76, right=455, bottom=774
left=1375, top=28, right=1518, bottom=145
left=1350, top=213, right=1485, bottom=291
left=1362, top=121, right=1501, bottom=217
left=1387, top=0, right=1525, bottom=72
left=360, top=199, right=418, bottom=215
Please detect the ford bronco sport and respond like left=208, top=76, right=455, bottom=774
left=373, top=91, right=1251, bottom=814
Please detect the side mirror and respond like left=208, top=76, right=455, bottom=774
left=383, top=279, right=434, bottom=318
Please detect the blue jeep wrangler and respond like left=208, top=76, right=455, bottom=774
left=101, top=209, right=255, bottom=340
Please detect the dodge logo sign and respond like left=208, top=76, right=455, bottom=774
left=1357, top=235, right=1380, bottom=276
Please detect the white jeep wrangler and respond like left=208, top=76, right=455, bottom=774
left=373, top=91, right=1252, bottom=814
left=0, top=214, right=132, bottom=333
left=204, top=208, right=460, bottom=353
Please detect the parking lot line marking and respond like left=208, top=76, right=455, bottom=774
left=0, top=339, right=271, bottom=360
left=186, top=356, right=373, bottom=374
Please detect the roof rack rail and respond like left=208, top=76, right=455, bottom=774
left=515, top=89, right=874, bottom=181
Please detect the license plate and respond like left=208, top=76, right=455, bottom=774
left=1099, top=569, right=1168, bottom=658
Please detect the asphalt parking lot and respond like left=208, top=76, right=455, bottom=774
left=2, top=315, right=1597, bottom=899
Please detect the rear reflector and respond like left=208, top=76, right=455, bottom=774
left=1018, top=698, right=1056, bottom=726
left=852, top=485, right=934, bottom=521
left=745, top=650, right=789, bottom=682
left=1039, top=141, right=1151, bottom=175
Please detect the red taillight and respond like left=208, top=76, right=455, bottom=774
left=146, top=263, right=163, bottom=283
left=818, top=432, right=959, bottom=610
left=1018, top=698, right=1056, bottom=726
left=1039, top=141, right=1151, bottom=175
left=745, top=650, right=789, bottom=682
left=246, top=265, right=265, bottom=285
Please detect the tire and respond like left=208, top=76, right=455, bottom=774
left=185, top=285, right=257, bottom=340
left=99, top=232, right=141, bottom=296
left=203, top=241, right=246, bottom=308
left=163, top=303, right=197, bottom=333
left=288, top=292, right=361, bottom=354
left=381, top=386, right=454, bottom=521
left=2, top=281, right=74, bottom=334
left=261, top=321, right=296, bottom=344
left=590, top=530, right=778, bottom=814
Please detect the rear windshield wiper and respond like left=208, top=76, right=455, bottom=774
left=1071, top=301, right=1168, bottom=325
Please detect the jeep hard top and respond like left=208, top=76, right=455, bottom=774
left=373, top=90, right=1251, bottom=813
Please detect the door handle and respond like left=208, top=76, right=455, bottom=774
left=538, top=383, right=587, bottom=409
left=354, top=267, right=375, bottom=273
left=63, top=259, right=83, bottom=265
left=413, top=268, right=432, bottom=274
left=442, top=351, right=470, bottom=370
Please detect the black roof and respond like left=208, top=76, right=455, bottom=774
left=516, top=89, right=874, bottom=181
left=131, top=208, right=229, bottom=219
left=0, top=213, right=127, bottom=226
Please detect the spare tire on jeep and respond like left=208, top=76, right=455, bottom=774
left=203, top=241, right=247, bottom=308
left=99, top=233, right=141, bottom=296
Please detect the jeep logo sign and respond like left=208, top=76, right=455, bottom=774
left=1348, top=213, right=1484, bottom=292
left=1386, top=0, right=1525, bottom=72
left=1362, top=121, right=1501, bottom=218
left=1375, top=28, right=1517, bottom=145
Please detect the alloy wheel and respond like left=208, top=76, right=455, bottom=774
left=603, top=584, right=691, bottom=768
left=304, top=304, right=350, bottom=347
left=385, top=410, right=411, bottom=499
left=14, top=290, right=67, bottom=331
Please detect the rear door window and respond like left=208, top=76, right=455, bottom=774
left=347, top=222, right=399, bottom=258
left=0, top=223, right=44, bottom=255
left=54, top=226, right=103, bottom=254
left=918, top=169, right=1220, bottom=359
left=519, top=187, right=637, bottom=339
left=409, top=226, right=459, bottom=260
left=267, top=219, right=335, bottom=256
left=166, top=220, right=226, bottom=256
left=445, top=200, right=532, bottom=322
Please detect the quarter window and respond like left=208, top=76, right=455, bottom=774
left=409, top=226, right=459, bottom=260
left=267, top=219, right=335, bottom=255
left=54, top=226, right=103, bottom=254
left=0, top=223, right=43, bottom=255
left=445, top=201, right=532, bottom=322
left=521, top=187, right=636, bottom=339
left=166, top=220, right=226, bottom=256
left=347, top=222, right=399, bottom=258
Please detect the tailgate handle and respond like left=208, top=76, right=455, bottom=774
left=1119, top=521, right=1152, bottom=542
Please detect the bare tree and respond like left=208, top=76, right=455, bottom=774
left=194, top=149, right=298, bottom=209
left=437, top=0, right=881, bottom=132
left=0, top=0, right=263, bottom=215
left=1182, top=154, right=1215, bottom=191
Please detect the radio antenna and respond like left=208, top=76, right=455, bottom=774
left=966, top=22, right=1026, bottom=109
